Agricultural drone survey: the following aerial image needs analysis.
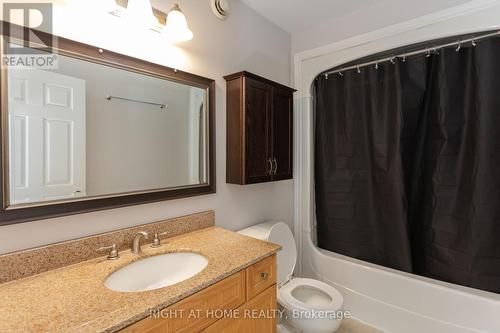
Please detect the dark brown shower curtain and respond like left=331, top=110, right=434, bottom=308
left=314, top=37, right=500, bottom=293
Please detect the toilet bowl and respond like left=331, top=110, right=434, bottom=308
left=239, top=222, right=344, bottom=333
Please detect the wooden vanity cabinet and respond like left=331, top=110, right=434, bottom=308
left=202, top=285, right=277, bottom=333
left=120, top=255, right=277, bottom=333
left=224, top=71, right=295, bottom=185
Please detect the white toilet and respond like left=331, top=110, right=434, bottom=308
left=239, top=222, right=344, bottom=333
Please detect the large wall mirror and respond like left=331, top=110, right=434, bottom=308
left=0, top=23, right=215, bottom=225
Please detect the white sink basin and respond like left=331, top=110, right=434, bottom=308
left=104, top=252, right=208, bottom=292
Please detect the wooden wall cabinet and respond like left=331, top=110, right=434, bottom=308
left=224, top=71, right=296, bottom=185
left=121, top=255, right=277, bottom=333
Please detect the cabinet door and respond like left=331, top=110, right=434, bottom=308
left=120, top=271, right=246, bottom=333
left=244, top=77, right=273, bottom=184
left=202, top=285, right=277, bottom=333
left=272, top=86, right=293, bottom=181
left=246, top=254, right=276, bottom=299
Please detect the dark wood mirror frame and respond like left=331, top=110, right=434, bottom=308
left=0, top=22, right=216, bottom=226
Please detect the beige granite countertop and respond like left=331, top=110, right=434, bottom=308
left=0, top=227, right=280, bottom=333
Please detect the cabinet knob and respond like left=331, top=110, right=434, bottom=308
left=260, top=272, right=269, bottom=280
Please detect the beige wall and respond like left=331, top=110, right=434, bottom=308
left=0, top=0, right=293, bottom=253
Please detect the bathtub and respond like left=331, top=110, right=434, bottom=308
left=291, top=2, right=500, bottom=331
left=298, top=228, right=500, bottom=333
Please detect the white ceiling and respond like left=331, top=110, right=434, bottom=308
left=240, top=0, right=471, bottom=34
left=240, top=0, right=379, bottom=33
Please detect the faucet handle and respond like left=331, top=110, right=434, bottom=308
left=150, top=231, right=171, bottom=248
left=97, top=243, right=120, bottom=260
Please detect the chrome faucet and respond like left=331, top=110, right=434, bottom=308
left=131, top=231, right=149, bottom=254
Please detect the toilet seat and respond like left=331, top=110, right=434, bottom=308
left=278, top=277, right=343, bottom=312
left=238, top=222, right=344, bottom=333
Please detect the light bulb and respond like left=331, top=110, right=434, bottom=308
left=123, top=0, right=158, bottom=29
left=163, top=4, right=193, bottom=42
left=102, top=0, right=119, bottom=12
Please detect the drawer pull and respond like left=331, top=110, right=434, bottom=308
left=260, top=272, right=269, bottom=280
left=267, top=158, right=273, bottom=175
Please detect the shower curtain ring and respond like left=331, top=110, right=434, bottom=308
left=402, top=55, right=406, bottom=62
left=357, top=66, right=361, bottom=74
left=338, top=71, right=344, bottom=77
left=426, top=49, right=431, bottom=57
left=472, top=40, right=477, bottom=47
left=375, top=62, right=379, bottom=69
left=325, top=73, right=328, bottom=80
left=456, top=42, right=461, bottom=52
left=390, top=57, right=396, bottom=64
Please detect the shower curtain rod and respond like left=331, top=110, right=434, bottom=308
left=323, top=30, right=500, bottom=77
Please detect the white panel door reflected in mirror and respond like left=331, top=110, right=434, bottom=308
left=8, top=69, right=86, bottom=205
left=6, top=50, right=208, bottom=208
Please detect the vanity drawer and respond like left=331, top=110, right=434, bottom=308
left=246, top=254, right=276, bottom=299
left=121, top=270, right=246, bottom=333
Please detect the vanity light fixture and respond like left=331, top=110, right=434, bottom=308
left=163, top=3, right=193, bottom=42
left=122, top=0, right=158, bottom=29
left=107, top=1, right=193, bottom=42
left=103, top=0, right=120, bottom=14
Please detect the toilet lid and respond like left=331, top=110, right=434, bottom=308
left=267, top=222, right=296, bottom=284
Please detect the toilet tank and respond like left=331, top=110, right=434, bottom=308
left=238, top=222, right=297, bottom=285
